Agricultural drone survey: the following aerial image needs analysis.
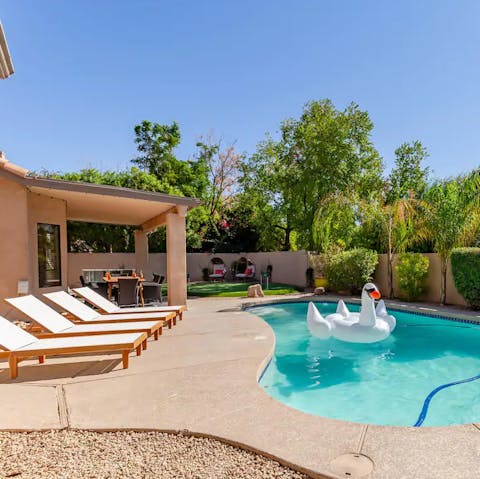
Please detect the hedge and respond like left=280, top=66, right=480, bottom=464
left=451, top=248, right=480, bottom=310
left=324, top=248, right=378, bottom=294
left=395, top=253, right=429, bottom=301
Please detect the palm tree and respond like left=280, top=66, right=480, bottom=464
left=314, top=192, right=419, bottom=299
left=364, top=197, right=418, bottom=299
left=419, top=172, right=480, bottom=305
left=384, top=199, right=418, bottom=299
left=312, top=192, right=356, bottom=253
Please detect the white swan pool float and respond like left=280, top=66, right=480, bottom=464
left=307, top=283, right=396, bottom=343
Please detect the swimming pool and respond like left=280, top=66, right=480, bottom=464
left=250, top=301, right=480, bottom=427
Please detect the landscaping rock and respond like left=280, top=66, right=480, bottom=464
left=314, top=287, right=325, bottom=295
left=0, top=430, right=308, bottom=479
left=247, top=284, right=264, bottom=298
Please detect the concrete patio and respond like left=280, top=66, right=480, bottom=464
left=1, top=296, right=480, bottom=479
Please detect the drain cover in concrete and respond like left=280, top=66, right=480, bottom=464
left=329, top=453, right=373, bottom=477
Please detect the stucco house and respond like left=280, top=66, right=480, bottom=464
left=0, top=154, right=199, bottom=316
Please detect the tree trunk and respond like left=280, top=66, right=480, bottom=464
left=440, top=257, right=448, bottom=305
left=387, top=219, right=394, bottom=299
left=387, top=251, right=394, bottom=299
left=283, top=227, right=291, bottom=251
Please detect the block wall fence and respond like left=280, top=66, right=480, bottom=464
left=68, top=251, right=310, bottom=290
left=67, top=251, right=468, bottom=307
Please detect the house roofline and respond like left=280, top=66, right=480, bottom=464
left=0, top=157, right=200, bottom=208
left=0, top=22, right=14, bottom=79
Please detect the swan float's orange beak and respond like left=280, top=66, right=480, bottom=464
left=369, top=290, right=381, bottom=300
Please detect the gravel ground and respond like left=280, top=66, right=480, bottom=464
left=0, top=430, right=310, bottom=479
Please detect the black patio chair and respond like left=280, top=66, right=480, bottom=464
left=142, top=275, right=165, bottom=304
left=91, top=281, right=109, bottom=299
left=117, top=278, right=139, bottom=307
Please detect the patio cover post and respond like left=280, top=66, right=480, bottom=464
left=166, top=206, right=187, bottom=306
left=134, top=230, right=149, bottom=276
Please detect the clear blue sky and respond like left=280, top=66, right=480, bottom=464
left=1, top=0, right=479, bottom=178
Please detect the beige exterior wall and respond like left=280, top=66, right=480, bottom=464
left=0, top=178, right=29, bottom=316
left=374, top=253, right=467, bottom=306
left=0, top=183, right=67, bottom=318
left=27, top=191, right=68, bottom=296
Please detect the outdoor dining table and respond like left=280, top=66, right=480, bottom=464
left=103, top=276, right=145, bottom=307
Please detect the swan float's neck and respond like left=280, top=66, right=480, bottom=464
left=359, top=289, right=376, bottom=326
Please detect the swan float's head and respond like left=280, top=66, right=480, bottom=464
left=363, top=283, right=381, bottom=300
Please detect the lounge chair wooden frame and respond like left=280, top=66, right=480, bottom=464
left=4, top=296, right=166, bottom=345
left=0, top=314, right=147, bottom=379
left=73, top=287, right=186, bottom=323
left=7, top=333, right=146, bottom=379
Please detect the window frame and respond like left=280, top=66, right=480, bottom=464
left=37, top=223, right=62, bottom=288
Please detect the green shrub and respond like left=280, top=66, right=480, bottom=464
left=395, top=253, right=429, bottom=301
left=324, top=248, right=378, bottom=294
left=451, top=248, right=480, bottom=310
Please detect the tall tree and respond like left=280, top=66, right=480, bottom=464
left=242, top=99, right=384, bottom=250
left=241, top=136, right=298, bottom=250
left=132, top=120, right=209, bottom=198
left=419, top=172, right=480, bottom=304
left=196, top=139, right=242, bottom=215
left=132, top=121, right=181, bottom=177
left=387, top=141, right=430, bottom=203
left=50, top=116, right=212, bottom=252
left=131, top=120, right=210, bottom=250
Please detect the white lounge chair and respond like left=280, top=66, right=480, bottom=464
left=5, top=296, right=164, bottom=344
left=43, top=291, right=174, bottom=330
left=0, top=315, right=146, bottom=379
left=73, top=287, right=186, bottom=323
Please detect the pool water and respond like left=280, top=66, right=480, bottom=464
left=251, top=302, right=480, bottom=427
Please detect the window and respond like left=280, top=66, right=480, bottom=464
left=37, top=223, right=62, bottom=288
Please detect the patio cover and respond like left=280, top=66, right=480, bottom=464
left=0, top=156, right=199, bottom=306
left=0, top=160, right=200, bottom=227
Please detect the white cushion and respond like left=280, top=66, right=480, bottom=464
left=0, top=315, right=37, bottom=351
left=73, top=287, right=118, bottom=313
left=44, top=291, right=99, bottom=321
left=6, top=296, right=73, bottom=333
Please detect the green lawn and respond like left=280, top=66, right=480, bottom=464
left=185, top=281, right=301, bottom=297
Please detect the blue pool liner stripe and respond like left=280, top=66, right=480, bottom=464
left=258, top=357, right=272, bottom=382
left=414, top=373, right=480, bottom=427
